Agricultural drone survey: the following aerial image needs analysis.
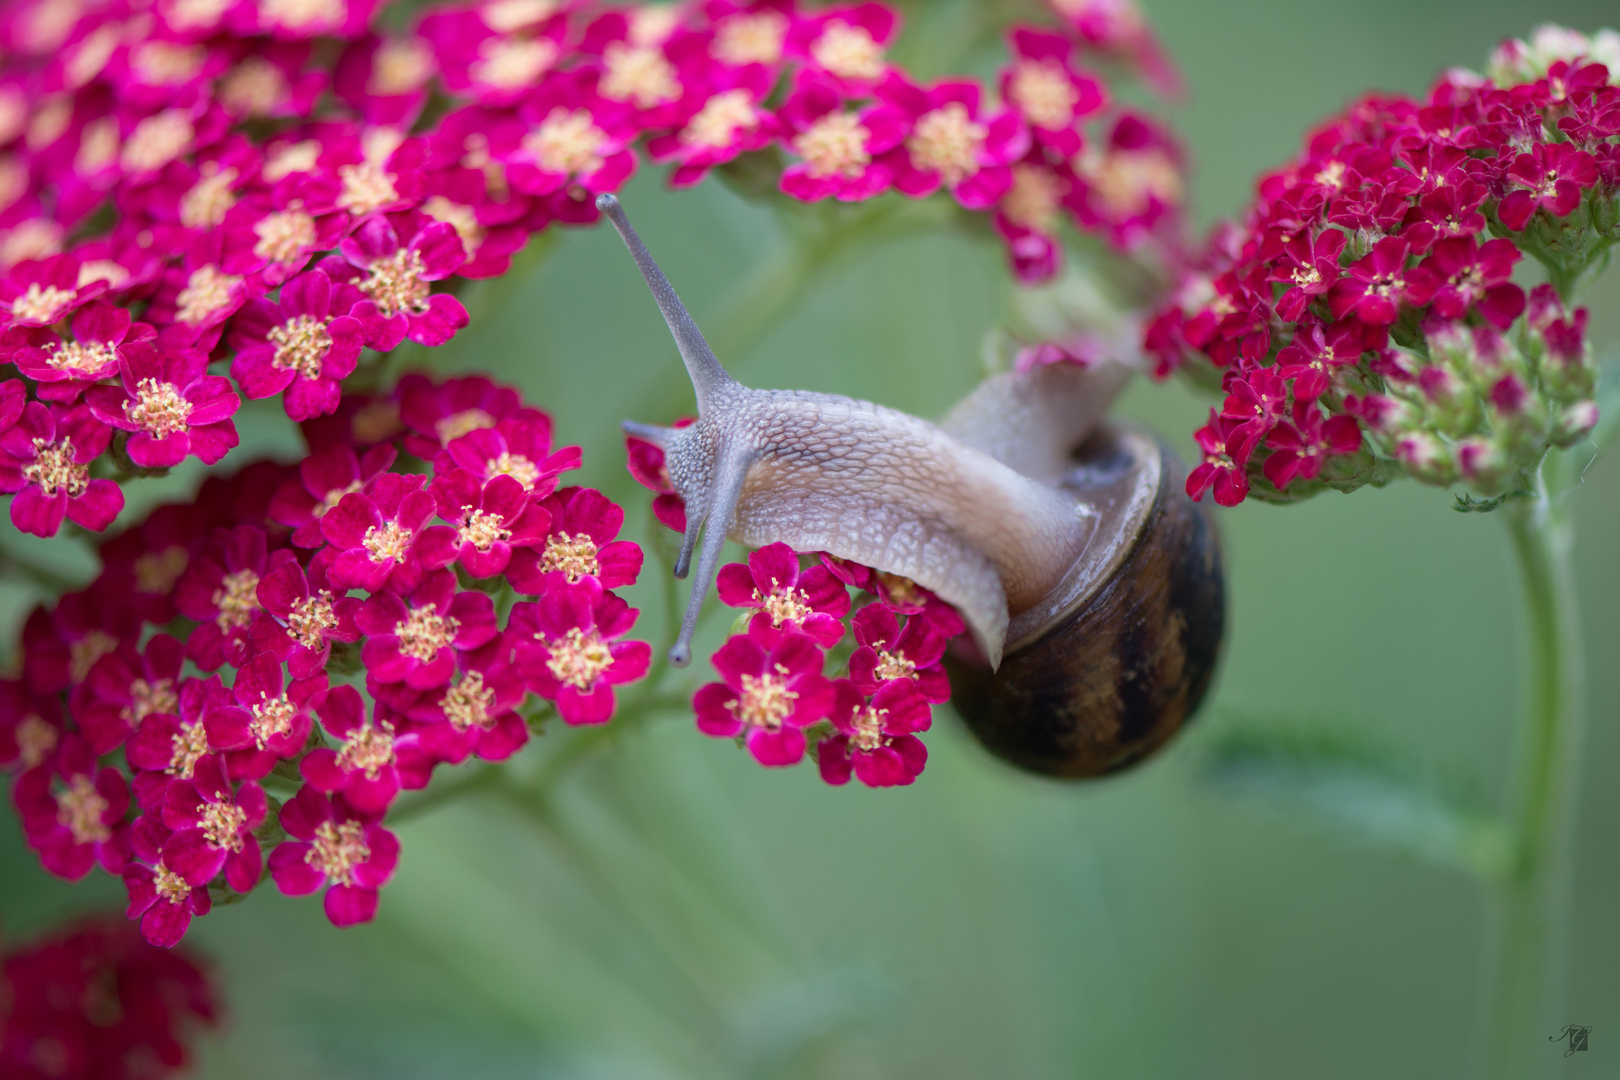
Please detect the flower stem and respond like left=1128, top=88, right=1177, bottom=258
left=1480, top=460, right=1586, bottom=1079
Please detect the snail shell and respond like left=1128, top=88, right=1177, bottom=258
left=945, top=425, right=1224, bottom=778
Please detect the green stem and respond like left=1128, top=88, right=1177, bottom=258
left=1480, top=461, right=1586, bottom=1079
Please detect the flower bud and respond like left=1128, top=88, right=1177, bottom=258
left=1457, top=436, right=1508, bottom=492
left=1550, top=400, right=1601, bottom=447
left=1416, top=364, right=1480, bottom=437
left=1393, top=431, right=1457, bottom=486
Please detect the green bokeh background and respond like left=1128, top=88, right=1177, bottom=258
left=4, top=1, right=1619, bottom=1076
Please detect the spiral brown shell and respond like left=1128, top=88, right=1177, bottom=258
left=945, top=425, right=1225, bottom=778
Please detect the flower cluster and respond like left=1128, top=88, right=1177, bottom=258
left=627, top=432, right=964, bottom=787
left=0, top=916, right=218, bottom=1080
left=1146, top=31, right=1618, bottom=506
left=0, top=0, right=1187, bottom=543
left=3, top=373, right=649, bottom=945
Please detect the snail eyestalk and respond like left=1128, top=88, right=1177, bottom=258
left=595, top=194, right=736, bottom=412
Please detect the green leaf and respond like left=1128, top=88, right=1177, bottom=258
left=1453, top=489, right=1530, bottom=513
left=1200, top=720, right=1510, bottom=881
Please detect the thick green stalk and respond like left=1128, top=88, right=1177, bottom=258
left=1480, top=463, right=1586, bottom=1079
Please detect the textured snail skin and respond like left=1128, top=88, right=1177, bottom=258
left=945, top=429, right=1225, bottom=777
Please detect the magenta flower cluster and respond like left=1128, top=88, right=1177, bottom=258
left=0, top=0, right=1189, bottom=546
left=628, top=434, right=964, bottom=787
left=0, top=916, right=218, bottom=1080
left=1145, top=46, right=1618, bottom=505
left=2, top=373, right=650, bottom=946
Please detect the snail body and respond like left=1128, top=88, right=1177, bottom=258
left=598, top=195, right=1223, bottom=778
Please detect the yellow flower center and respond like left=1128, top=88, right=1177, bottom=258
left=757, top=585, right=813, bottom=627
left=269, top=314, right=332, bottom=380
left=336, top=718, right=396, bottom=779
left=45, top=339, right=119, bottom=376
left=729, top=667, right=797, bottom=731
left=681, top=89, right=757, bottom=150
left=524, top=108, right=607, bottom=176
left=539, top=532, right=599, bottom=583
left=135, top=547, right=188, bottom=594
left=262, top=0, right=345, bottom=31
left=545, top=626, right=613, bottom=689
left=443, top=670, right=496, bottom=731
left=421, top=196, right=486, bottom=258
left=850, top=704, right=888, bottom=752
left=602, top=43, right=680, bottom=108
left=22, top=438, right=88, bottom=498
left=253, top=209, right=316, bottom=264
left=712, top=11, right=788, bottom=65
left=362, top=519, right=412, bottom=565
left=472, top=36, right=558, bottom=89
left=287, top=591, right=338, bottom=649
left=483, top=0, right=557, bottom=33
left=176, top=265, right=242, bottom=326
left=121, top=677, right=177, bottom=726
left=457, top=508, right=512, bottom=552
left=907, top=102, right=985, bottom=186
left=74, top=117, right=118, bottom=173
left=1076, top=148, right=1182, bottom=218
left=199, top=800, right=246, bottom=851
left=153, top=861, right=192, bottom=904
left=306, top=819, right=370, bottom=887
left=168, top=717, right=210, bottom=778
left=69, top=629, right=118, bottom=683
left=16, top=715, right=58, bottom=769
left=10, top=282, right=73, bottom=323
left=436, top=408, right=495, bottom=446
left=181, top=165, right=238, bottom=229
left=55, top=774, right=110, bottom=845
left=1001, top=164, right=1065, bottom=233
left=121, top=110, right=193, bottom=172
left=249, top=695, right=296, bottom=749
left=369, top=38, right=434, bottom=95
left=794, top=112, right=869, bottom=179
left=811, top=21, right=885, bottom=80
left=358, top=247, right=431, bottom=317
left=211, top=568, right=261, bottom=631
left=488, top=450, right=539, bottom=487
left=219, top=57, right=286, bottom=116
left=394, top=607, right=460, bottom=661
left=1009, top=60, right=1078, bottom=130
left=263, top=139, right=321, bottom=182
left=873, top=648, right=917, bottom=682
left=337, top=161, right=400, bottom=215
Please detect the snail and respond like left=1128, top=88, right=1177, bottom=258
left=598, top=194, right=1224, bottom=778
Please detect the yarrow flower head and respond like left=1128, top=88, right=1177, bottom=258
left=1149, top=35, right=1617, bottom=505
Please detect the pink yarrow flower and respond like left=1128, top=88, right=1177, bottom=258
left=778, top=73, right=908, bottom=202
left=0, top=399, right=123, bottom=537
left=817, top=678, right=930, bottom=787
left=124, top=860, right=212, bottom=948
left=204, top=654, right=325, bottom=782
left=510, top=576, right=650, bottom=725
left=158, top=752, right=268, bottom=895
left=716, top=542, right=849, bottom=648
left=789, top=3, right=899, bottom=94
left=228, top=270, right=364, bottom=421
left=1262, top=402, right=1363, bottom=491
left=300, top=684, right=406, bottom=814
left=999, top=27, right=1107, bottom=158
left=326, top=215, right=469, bottom=350
left=427, top=469, right=551, bottom=579
left=356, top=569, right=500, bottom=691
left=69, top=633, right=184, bottom=756
left=6, top=301, right=153, bottom=403
left=1497, top=142, right=1601, bottom=230
left=506, top=485, right=642, bottom=593
left=268, top=785, right=398, bottom=927
left=877, top=72, right=1028, bottom=209
left=256, top=557, right=361, bottom=679
left=509, top=71, right=639, bottom=197
left=0, top=254, right=103, bottom=329
left=171, top=525, right=295, bottom=672
left=847, top=603, right=950, bottom=703
left=694, top=629, right=835, bottom=766
left=13, top=734, right=131, bottom=880
left=646, top=67, right=781, bottom=187
left=125, top=676, right=230, bottom=803
left=270, top=441, right=399, bottom=547
left=86, top=339, right=241, bottom=467
left=320, top=472, right=446, bottom=593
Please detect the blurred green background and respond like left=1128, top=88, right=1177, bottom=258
left=4, top=1, right=1620, bottom=1076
